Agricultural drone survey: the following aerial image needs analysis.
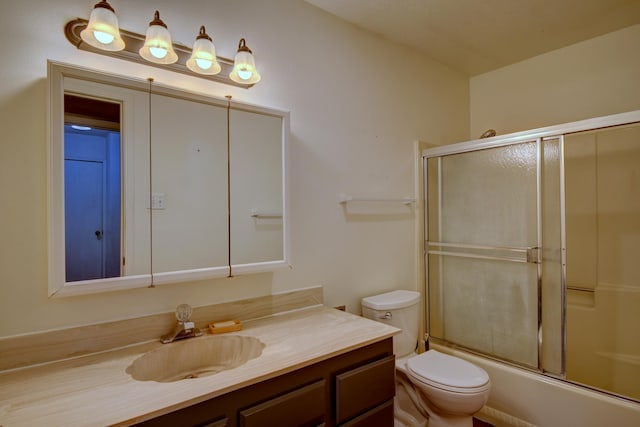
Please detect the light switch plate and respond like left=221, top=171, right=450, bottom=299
left=151, top=193, right=165, bottom=209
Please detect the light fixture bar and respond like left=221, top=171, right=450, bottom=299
left=64, top=18, right=254, bottom=89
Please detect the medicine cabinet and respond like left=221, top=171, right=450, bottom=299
left=48, top=61, right=289, bottom=297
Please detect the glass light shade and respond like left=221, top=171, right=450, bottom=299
left=139, top=11, right=178, bottom=64
left=186, top=27, right=221, bottom=75
left=229, top=39, right=261, bottom=85
left=80, top=1, right=125, bottom=51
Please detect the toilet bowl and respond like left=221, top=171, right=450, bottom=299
left=404, top=350, right=490, bottom=427
left=362, top=290, right=491, bottom=427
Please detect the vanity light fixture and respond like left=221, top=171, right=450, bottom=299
left=229, top=38, right=261, bottom=85
left=139, top=11, right=178, bottom=64
left=79, top=0, right=125, bottom=51
left=65, top=2, right=260, bottom=88
left=186, top=26, right=221, bottom=75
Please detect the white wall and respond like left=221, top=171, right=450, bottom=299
left=470, top=24, right=640, bottom=137
left=0, top=0, right=469, bottom=337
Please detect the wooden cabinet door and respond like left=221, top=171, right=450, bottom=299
left=339, top=400, right=394, bottom=427
left=239, top=380, right=326, bottom=427
left=335, top=355, right=395, bottom=425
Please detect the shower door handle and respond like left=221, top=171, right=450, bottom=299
left=526, top=247, right=540, bottom=264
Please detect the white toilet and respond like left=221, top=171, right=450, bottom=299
left=362, top=290, right=491, bottom=427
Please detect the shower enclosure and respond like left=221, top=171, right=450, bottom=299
left=423, top=111, right=640, bottom=403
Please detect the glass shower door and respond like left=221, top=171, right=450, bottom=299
left=426, top=142, right=541, bottom=368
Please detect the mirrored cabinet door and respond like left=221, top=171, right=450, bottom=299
left=150, top=92, right=229, bottom=284
left=229, top=107, right=287, bottom=270
left=49, top=64, right=152, bottom=296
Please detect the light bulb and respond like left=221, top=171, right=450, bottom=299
left=93, top=30, right=114, bottom=45
left=195, top=58, right=212, bottom=70
left=149, top=46, right=168, bottom=59
left=238, top=69, right=253, bottom=80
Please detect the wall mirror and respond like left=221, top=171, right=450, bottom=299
left=48, top=61, right=290, bottom=297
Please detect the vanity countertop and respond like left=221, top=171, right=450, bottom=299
left=0, top=306, right=398, bottom=427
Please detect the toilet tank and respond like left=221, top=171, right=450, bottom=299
left=361, top=290, right=421, bottom=357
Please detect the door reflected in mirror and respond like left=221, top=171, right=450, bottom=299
left=64, top=95, right=122, bottom=282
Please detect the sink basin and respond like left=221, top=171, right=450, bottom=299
left=126, top=335, right=265, bottom=382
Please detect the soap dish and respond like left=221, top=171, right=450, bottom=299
left=208, top=319, right=242, bottom=334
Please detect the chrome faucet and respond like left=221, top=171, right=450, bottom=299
left=161, top=303, right=203, bottom=344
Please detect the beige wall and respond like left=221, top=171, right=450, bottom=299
left=0, top=0, right=469, bottom=337
left=470, top=24, right=640, bottom=137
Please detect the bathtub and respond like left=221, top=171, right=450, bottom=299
left=431, top=343, right=640, bottom=427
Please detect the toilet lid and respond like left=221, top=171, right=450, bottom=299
left=362, top=290, right=420, bottom=310
left=407, top=350, right=489, bottom=390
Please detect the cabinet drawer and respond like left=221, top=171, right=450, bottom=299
left=199, top=419, right=228, bottom=427
left=339, top=400, right=394, bottom=427
left=335, top=355, right=395, bottom=424
left=239, top=379, right=326, bottom=427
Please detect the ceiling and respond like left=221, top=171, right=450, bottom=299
left=305, top=0, right=640, bottom=76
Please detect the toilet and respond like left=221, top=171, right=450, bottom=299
left=362, top=290, right=491, bottom=427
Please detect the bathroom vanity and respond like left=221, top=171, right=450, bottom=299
left=0, top=306, right=398, bottom=426
left=136, top=337, right=395, bottom=427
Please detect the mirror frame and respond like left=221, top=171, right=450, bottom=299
left=47, top=61, right=290, bottom=297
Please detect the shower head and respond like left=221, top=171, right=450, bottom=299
left=480, top=129, right=496, bottom=139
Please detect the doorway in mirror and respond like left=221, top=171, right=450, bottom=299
left=64, top=94, right=122, bottom=282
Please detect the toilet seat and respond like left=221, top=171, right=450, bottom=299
left=407, top=350, right=490, bottom=393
